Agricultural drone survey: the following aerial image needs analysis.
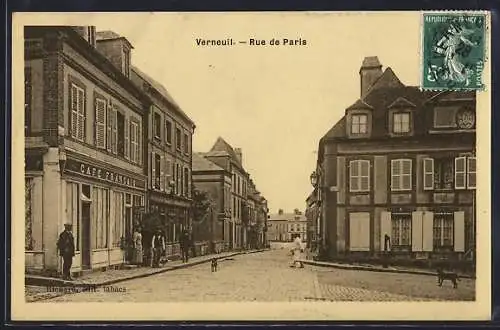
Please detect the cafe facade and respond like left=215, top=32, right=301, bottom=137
left=24, top=26, right=149, bottom=275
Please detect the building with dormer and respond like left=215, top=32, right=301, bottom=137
left=24, top=26, right=150, bottom=275
left=313, top=56, right=476, bottom=263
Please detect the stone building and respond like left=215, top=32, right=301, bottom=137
left=130, top=64, right=195, bottom=259
left=267, top=209, right=307, bottom=242
left=24, top=26, right=149, bottom=274
left=313, top=56, right=476, bottom=264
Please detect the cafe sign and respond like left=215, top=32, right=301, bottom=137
left=65, top=158, right=146, bottom=190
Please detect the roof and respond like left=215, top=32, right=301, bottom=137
left=207, top=137, right=242, bottom=166
left=96, top=30, right=122, bottom=41
left=131, top=65, right=195, bottom=127
left=321, top=60, right=471, bottom=141
left=268, top=212, right=307, bottom=222
left=192, top=153, right=224, bottom=172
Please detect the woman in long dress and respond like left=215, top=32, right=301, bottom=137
left=133, top=227, right=143, bottom=266
left=290, top=234, right=304, bottom=268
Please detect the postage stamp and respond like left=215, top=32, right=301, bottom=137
left=421, top=12, right=487, bottom=90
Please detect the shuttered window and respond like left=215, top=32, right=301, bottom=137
left=130, top=121, right=139, bottom=163
left=95, top=97, right=107, bottom=149
left=349, top=212, right=370, bottom=251
left=349, top=160, right=370, bottom=192
left=70, top=83, right=85, bottom=142
left=433, top=212, right=454, bottom=248
left=391, top=213, right=411, bottom=246
left=124, top=117, right=130, bottom=160
left=391, top=159, right=412, bottom=191
left=423, top=158, right=434, bottom=190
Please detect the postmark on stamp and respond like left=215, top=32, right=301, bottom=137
left=421, top=12, right=486, bottom=90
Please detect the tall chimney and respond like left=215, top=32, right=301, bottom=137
left=95, top=30, right=133, bottom=78
left=359, top=56, right=383, bottom=98
left=234, top=148, right=242, bottom=164
left=72, top=26, right=96, bottom=47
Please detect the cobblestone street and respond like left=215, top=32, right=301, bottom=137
left=41, top=250, right=475, bottom=302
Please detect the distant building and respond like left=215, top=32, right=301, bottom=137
left=313, top=56, right=476, bottom=263
left=268, top=209, right=307, bottom=242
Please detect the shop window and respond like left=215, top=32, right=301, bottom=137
left=25, top=178, right=34, bottom=251
left=391, top=213, right=411, bottom=246
left=433, top=212, right=454, bottom=248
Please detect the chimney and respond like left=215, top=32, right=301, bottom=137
left=278, top=209, right=284, bottom=215
left=234, top=148, right=242, bottom=164
left=95, top=30, right=133, bottom=78
left=72, top=26, right=97, bottom=48
left=359, top=56, right=383, bottom=98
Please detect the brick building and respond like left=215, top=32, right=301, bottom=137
left=130, top=64, right=195, bottom=259
left=24, top=26, right=149, bottom=274
left=313, top=56, right=476, bottom=264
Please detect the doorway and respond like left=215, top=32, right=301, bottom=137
left=125, top=206, right=132, bottom=263
left=81, top=201, right=91, bottom=270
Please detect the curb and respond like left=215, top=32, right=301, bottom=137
left=300, top=260, right=476, bottom=279
left=26, top=249, right=268, bottom=301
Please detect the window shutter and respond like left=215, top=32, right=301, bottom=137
left=454, top=211, right=465, bottom=252
left=124, top=117, right=130, bottom=160
left=111, top=108, right=118, bottom=154
left=77, top=88, right=85, bottom=142
left=151, top=152, right=156, bottom=188
left=467, top=157, right=476, bottom=189
left=137, top=123, right=142, bottom=165
left=422, top=211, right=434, bottom=252
left=361, top=160, right=369, bottom=191
left=106, top=103, right=112, bottom=151
left=455, top=157, right=466, bottom=189
left=391, top=160, right=399, bottom=190
left=70, top=85, right=78, bottom=138
left=160, top=155, right=165, bottom=191
left=411, top=211, right=423, bottom=252
left=95, top=98, right=106, bottom=149
left=423, top=158, right=434, bottom=190
left=380, top=211, right=391, bottom=251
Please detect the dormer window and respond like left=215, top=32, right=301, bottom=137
left=392, top=112, right=410, bottom=133
left=351, top=114, right=368, bottom=134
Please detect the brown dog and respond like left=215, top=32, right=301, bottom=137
left=437, top=269, right=460, bottom=289
left=211, top=258, right=218, bottom=272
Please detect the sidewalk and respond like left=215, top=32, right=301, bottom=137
left=299, top=259, right=475, bottom=279
left=26, top=249, right=267, bottom=302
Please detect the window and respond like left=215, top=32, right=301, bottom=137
left=433, top=213, right=454, bottom=247
left=351, top=114, right=367, bottom=134
left=92, top=187, right=109, bottom=249
left=391, top=213, right=411, bottom=246
left=123, top=48, right=130, bottom=78
left=113, top=191, right=124, bottom=247
left=165, top=120, right=172, bottom=144
left=391, top=159, right=412, bottom=191
left=184, top=133, right=189, bottom=154
left=434, top=107, right=458, bottom=128
left=349, top=160, right=370, bottom=192
left=176, top=127, right=182, bottom=150
left=393, top=112, right=410, bottom=133
left=176, top=164, right=181, bottom=195
left=25, top=178, right=34, bottom=251
left=455, top=157, right=466, bottom=189
left=154, top=153, right=161, bottom=190
left=25, top=67, right=31, bottom=136
left=70, top=83, right=85, bottom=141
left=184, top=168, right=189, bottom=197
left=154, top=113, right=161, bottom=139
left=467, top=157, right=476, bottom=189
left=117, top=111, right=125, bottom=157
left=65, top=182, right=80, bottom=251
left=94, top=97, right=107, bottom=149
left=424, top=158, right=454, bottom=190
left=130, top=121, right=139, bottom=163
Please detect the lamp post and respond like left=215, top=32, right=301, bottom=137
left=309, top=171, right=319, bottom=255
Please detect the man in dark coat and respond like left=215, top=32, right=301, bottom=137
left=151, top=229, right=165, bottom=268
left=57, top=223, right=75, bottom=280
left=179, top=230, right=191, bottom=263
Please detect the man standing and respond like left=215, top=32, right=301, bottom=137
left=179, top=229, right=191, bottom=263
left=151, top=229, right=165, bottom=268
left=57, top=223, right=75, bottom=280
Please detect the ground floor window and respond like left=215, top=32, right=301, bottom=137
left=433, top=212, right=454, bottom=248
left=92, top=186, right=109, bottom=249
left=391, top=213, right=411, bottom=246
left=25, top=178, right=34, bottom=251
left=66, top=181, right=81, bottom=251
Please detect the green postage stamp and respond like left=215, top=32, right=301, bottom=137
left=421, top=12, right=487, bottom=90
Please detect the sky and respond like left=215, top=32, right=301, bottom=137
left=49, top=12, right=421, bottom=213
